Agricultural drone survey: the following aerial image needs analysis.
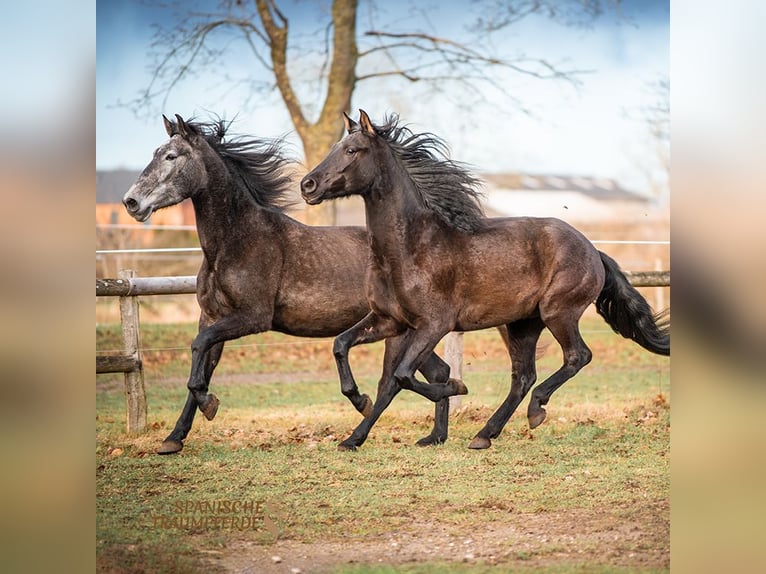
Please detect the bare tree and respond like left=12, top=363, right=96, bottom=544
left=126, top=0, right=618, bottom=224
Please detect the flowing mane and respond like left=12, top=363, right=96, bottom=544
left=373, top=115, right=485, bottom=233
left=175, top=118, right=295, bottom=212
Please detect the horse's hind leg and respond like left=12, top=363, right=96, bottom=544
left=159, top=341, right=224, bottom=454
left=527, top=316, right=592, bottom=429
left=469, top=318, right=544, bottom=450
left=159, top=392, right=197, bottom=454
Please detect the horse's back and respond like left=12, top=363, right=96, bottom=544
left=486, top=216, right=604, bottom=315
left=443, top=216, right=603, bottom=329
left=477, top=216, right=600, bottom=269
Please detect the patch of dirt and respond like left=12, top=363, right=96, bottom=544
left=212, top=506, right=669, bottom=573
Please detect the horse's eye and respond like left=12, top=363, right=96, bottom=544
left=346, top=147, right=356, bottom=155
left=165, top=153, right=177, bottom=161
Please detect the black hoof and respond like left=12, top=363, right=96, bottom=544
left=416, top=434, right=446, bottom=447
left=337, top=440, right=358, bottom=452
left=157, top=440, right=183, bottom=454
left=468, top=436, right=491, bottom=449
left=199, top=394, right=220, bottom=421
left=451, top=378, right=469, bottom=395
left=360, top=394, right=373, bottom=418
left=528, top=407, right=547, bottom=429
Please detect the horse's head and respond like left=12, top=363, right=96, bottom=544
left=301, top=109, right=381, bottom=205
left=122, top=114, right=208, bottom=222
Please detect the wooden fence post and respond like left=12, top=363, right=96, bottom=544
left=445, top=332, right=464, bottom=412
left=118, top=269, right=147, bottom=435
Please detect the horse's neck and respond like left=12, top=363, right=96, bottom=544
left=364, top=174, right=424, bottom=259
left=191, top=166, right=269, bottom=255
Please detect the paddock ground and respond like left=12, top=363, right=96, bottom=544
left=97, top=319, right=670, bottom=573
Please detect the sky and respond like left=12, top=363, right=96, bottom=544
left=96, top=0, right=668, bottom=196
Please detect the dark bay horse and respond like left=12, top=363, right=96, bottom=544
left=300, top=110, right=670, bottom=451
left=122, top=114, right=486, bottom=454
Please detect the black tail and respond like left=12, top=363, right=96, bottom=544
left=595, top=251, right=670, bottom=356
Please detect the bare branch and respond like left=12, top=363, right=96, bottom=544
left=123, top=0, right=612, bottom=151
left=255, top=0, right=309, bottom=134
left=365, top=30, right=485, bottom=58
left=358, top=29, right=589, bottom=89
left=318, top=21, right=334, bottom=89
left=120, top=10, right=276, bottom=117
left=471, top=0, right=621, bottom=33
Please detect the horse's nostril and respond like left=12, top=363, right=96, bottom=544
left=301, top=177, right=316, bottom=193
left=124, top=197, right=138, bottom=211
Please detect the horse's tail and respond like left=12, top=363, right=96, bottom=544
left=595, top=251, right=670, bottom=356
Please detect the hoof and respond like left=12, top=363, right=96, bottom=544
left=528, top=408, right=547, bottom=429
left=451, top=379, right=469, bottom=395
left=157, top=440, right=183, bottom=455
left=416, top=434, right=446, bottom=447
left=468, top=436, right=492, bottom=450
left=360, top=394, right=373, bottom=418
left=337, top=441, right=358, bottom=452
left=200, top=394, right=220, bottom=421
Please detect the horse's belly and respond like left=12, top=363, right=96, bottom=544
left=272, top=292, right=369, bottom=337
left=455, top=300, right=537, bottom=331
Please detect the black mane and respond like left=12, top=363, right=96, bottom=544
left=373, top=115, right=485, bottom=232
left=182, top=118, right=295, bottom=212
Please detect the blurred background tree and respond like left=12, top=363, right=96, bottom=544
left=126, top=0, right=619, bottom=224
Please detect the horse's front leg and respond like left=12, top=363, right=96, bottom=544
left=339, top=326, right=468, bottom=451
left=186, top=315, right=260, bottom=420
left=333, top=312, right=405, bottom=417
left=413, top=327, right=510, bottom=448
left=158, top=341, right=224, bottom=454
left=338, top=330, right=411, bottom=450
left=392, top=325, right=469, bottom=401
left=415, top=352, right=452, bottom=447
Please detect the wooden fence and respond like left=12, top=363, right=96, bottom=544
left=97, top=269, right=670, bottom=434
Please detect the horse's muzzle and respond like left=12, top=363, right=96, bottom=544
left=122, top=191, right=152, bottom=222
left=300, top=176, right=323, bottom=205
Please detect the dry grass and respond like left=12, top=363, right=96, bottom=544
left=97, top=320, right=670, bottom=573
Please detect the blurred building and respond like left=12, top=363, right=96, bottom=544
left=481, top=173, right=657, bottom=223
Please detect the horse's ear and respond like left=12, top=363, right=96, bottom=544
left=358, top=109, right=375, bottom=135
left=343, top=112, right=358, bottom=134
left=163, top=115, right=176, bottom=137
left=175, top=114, right=191, bottom=139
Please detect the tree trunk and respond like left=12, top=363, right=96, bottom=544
left=297, top=0, right=358, bottom=227
left=301, top=130, right=344, bottom=226
left=258, top=0, right=358, bottom=226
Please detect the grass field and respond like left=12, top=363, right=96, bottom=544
left=96, top=318, right=670, bottom=573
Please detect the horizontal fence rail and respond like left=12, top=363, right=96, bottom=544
left=623, top=270, right=669, bottom=287
left=97, top=276, right=197, bottom=297
left=96, top=269, right=669, bottom=434
left=96, top=271, right=670, bottom=297
left=94, top=239, right=670, bottom=257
